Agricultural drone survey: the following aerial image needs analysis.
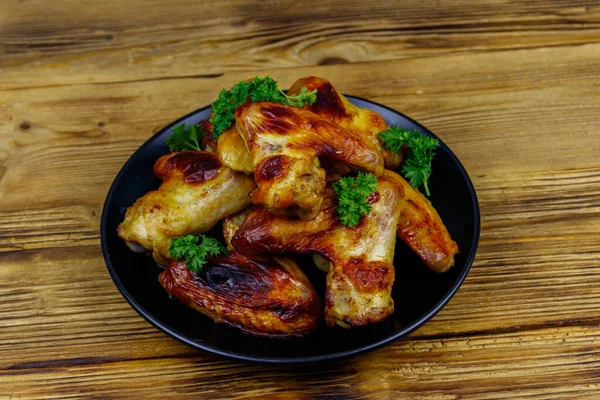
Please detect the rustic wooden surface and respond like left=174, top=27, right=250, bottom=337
left=1, top=0, right=600, bottom=398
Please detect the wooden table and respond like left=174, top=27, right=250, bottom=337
left=1, top=0, right=599, bottom=398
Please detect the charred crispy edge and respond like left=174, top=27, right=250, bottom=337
left=234, top=101, right=251, bottom=119
left=222, top=208, right=253, bottom=250
left=152, top=150, right=222, bottom=184
left=310, top=81, right=348, bottom=118
left=289, top=76, right=348, bottom=119
left=257, top=103, right=297, bottom=135
left=254, top=155, right=293, bottom=183
left=235, top=101, right=295, bottom=137
left=159, top=256, right=320, bottom=337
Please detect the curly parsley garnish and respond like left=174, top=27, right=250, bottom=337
left=379, top=127, right=439, bottom=196
left=169, top=234, right=227, bottom=273
left=166, top=123, right=205, bottom=152
left=210, top=76, right=317, bottom=139
left=333, top=172, right=378, bottom=227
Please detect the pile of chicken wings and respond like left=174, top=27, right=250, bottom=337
left=118, top=77, right=458, bottom=337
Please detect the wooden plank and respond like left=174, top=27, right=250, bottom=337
left=0, top=205, right=100, bottom=252
left=2, top=6, right=600, bottom=396
left=1, top=174, right=599, bottom=355
left=1, top=324, right=599, bottom=399
left=1, top=203, right=599, bottom=366
left=2, top=165, right=599, bottom=251
left=0, top=246, right=192, bottom=370
left=1, top=43, right=599, bottom=212
left=0, top=0, right=599, bottom=89
left=0, top=44, right=599, bottom=359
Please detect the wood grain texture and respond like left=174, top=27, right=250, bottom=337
left=1, top=42, right=598, bottom=211
left=1, top=0, right=600, bottom=398
left=2, top=324, right=600, bottom=399
left=0, top=0, right=599, bottom=89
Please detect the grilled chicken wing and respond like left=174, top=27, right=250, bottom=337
left=117, top=151, right=256, bottom=265
left=159, top=253, right=321, bottom=337
left=288, top=76, right=402, bottom=169
left=235, top=101, right=384, bottom=219
left=387, top=171, right=459, bottom=272
left=232, top=172, right=404, bottom=328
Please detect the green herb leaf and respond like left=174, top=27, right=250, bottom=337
left=379, top=127, right=439, bottom=196
left=169, top=234, right=228, bottom=273
left=166, top=123, right=205, bottom=152
left=281, top=86, right=318, bottom=107
left=209, top=76, right=317, bottom=139
left=333, top=172, right=378, bottom=227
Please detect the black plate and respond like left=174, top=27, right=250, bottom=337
left=101, top=96, right=480, bottom=363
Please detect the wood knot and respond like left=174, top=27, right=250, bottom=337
left=318, top=57, right=349, bottom=66
left=231, top=19, right=247, bottom=27
left=19, top=121, right=31, bottom=130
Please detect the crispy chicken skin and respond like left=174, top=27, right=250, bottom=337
left=235, top=101, right=384, bottom=219
left=288, top=76, right=403, bottom=169
left=222, top=208, right=252, bottom=250
left=159, top=253, right=321, bottom=337
left=217, top=126, right=254, bottom=174
left=387, top=171, right=459, bottom=272
left=117, top=151, right=256, bottom=265
left=232, top=172, right=404, bottom=328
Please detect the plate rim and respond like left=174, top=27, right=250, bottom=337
left=100, top=95, right=481, bottom=364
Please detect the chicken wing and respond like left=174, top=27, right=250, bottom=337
left=288, top=76, right=403, bottom=169
left=387, top=171, right=459, bottom=272
left=232, top=172, right=404, bottom=328
left=118, top=150, right=256, bottom=265
left=235, top=101, right=384, bottom=219
left=159, top=253, right=321, bottom=337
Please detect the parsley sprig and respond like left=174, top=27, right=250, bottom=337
left=333, top=172, right=378, bottom=227
left=379, top=127, right=439, bottom=196
left=169, top=234, right=228, bottom=273
left=166, top=123, right=205, bottom=152
left=210, top=76, right=317, bottom=139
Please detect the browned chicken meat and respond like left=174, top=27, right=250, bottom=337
left=232, top=172, right=404, bottom=328
left=235, top=101, right=384, bottom=219
left=159, top=253, right=321, bottom=337
left=198, top=120, right=218, bottom=154
left=387, top=171, right=459, bottom=272
left=117, top=151, right=256, bottom=265
left=217, top=126, right=254, bottom=174
left=222, top=208, right=251, bottom=250
left=288, top=76, right=403, bottom=169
